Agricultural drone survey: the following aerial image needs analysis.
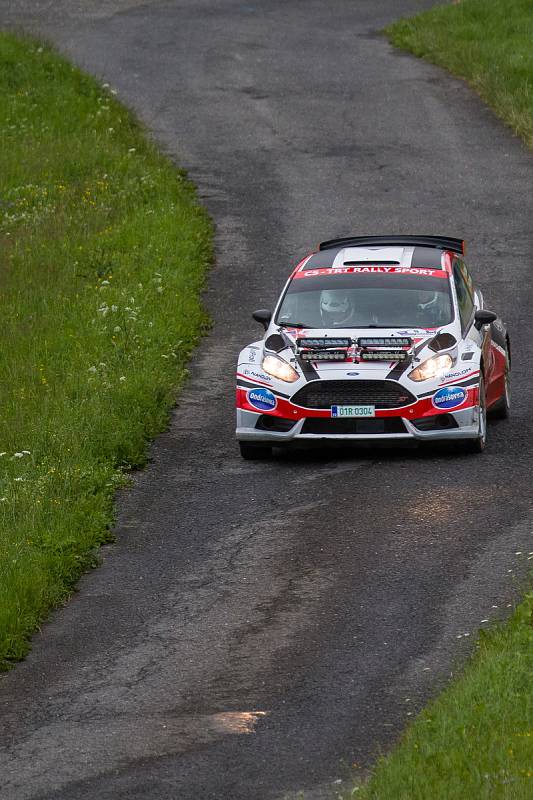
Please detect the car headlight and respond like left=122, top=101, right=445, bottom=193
left=262, top=354, right=299, bottom=383
left=408, top=353, right=454, bottom=382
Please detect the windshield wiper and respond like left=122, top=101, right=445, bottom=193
left=278, top=321, right=308, bottom=328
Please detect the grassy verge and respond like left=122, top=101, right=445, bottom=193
left=342, top=3, right=533, bottom=796
left=0, top=33, right=212, bottom=669
left=386, top=0, right=533, bottom=149
left=346, top=594, right=533, bottom=799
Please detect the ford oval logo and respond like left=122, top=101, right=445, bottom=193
left=432, top=385, right=467, bottom=410
left=247, top=387, right=277, bottom=412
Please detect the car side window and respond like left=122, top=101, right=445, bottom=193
left=453, top=259, right=474, bottom=332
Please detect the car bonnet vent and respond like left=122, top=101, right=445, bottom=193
left=343, top=260, right=400, bottom=266
left=428, top=332, right=457, bottom=352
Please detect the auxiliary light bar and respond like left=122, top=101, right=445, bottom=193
left=359, top=351, right=410, bottom=361
left=301, top=350, right=348, bottom=361
left=297, top=337, right=352, bottom=349
left=357, top=337, right=412, bottom=348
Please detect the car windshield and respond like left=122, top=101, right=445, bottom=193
left=276, top=272, right=454, bottom=329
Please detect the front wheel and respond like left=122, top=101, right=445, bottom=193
left=239, top=441, right=272, bottom=460
left=490, top=342, right=511, bottom=419
left=464, top=375, right=487, bottom=453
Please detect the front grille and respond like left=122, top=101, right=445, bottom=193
left=301, top=418, right=406, bottom=435
left=291, top=380, right=416, bottom=410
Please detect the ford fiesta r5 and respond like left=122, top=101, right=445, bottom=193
left=236, top=235, right=510, bottom=459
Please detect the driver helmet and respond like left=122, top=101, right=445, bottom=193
left=417, top=290, right=438, bottom=311
left=320, top=289, right=354, bottom=327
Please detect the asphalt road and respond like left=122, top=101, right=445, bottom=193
left=1, top=2, right=532, bottom=798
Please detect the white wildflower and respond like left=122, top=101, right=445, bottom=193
left=113, top=326, right=121, bottom=333
left=88, top=366, right=97, bottom=373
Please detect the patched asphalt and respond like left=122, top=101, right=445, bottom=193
left=0, top=2, right=532, bottom=798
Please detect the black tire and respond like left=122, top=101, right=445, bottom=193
left=464, top=375, right=487, bottom=453
left=239, top=441, right=272, bottom=460
left=490, top=340, right=511, bottom=419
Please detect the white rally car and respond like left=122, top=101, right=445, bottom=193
left=236, top=236, right=510, bottom=458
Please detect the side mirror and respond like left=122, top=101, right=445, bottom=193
left=252, top=309, right=272, bottom=330
left=474, top=309, right=497, bottom=330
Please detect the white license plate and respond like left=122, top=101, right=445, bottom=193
left=331, top=405, right=375, bottom=418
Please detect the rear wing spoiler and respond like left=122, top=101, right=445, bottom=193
left=318, top=235, right=465, bottom=255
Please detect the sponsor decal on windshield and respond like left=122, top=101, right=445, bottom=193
left=295, top=267, right=447, bottom=279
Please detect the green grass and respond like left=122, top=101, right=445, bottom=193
left=386, top=0, right=533, bottom=149
left=0, top=33, right=212, bottom=669
left=340, top=4, right=533, bottom=795
left=345, top=593, right=533, bottom=799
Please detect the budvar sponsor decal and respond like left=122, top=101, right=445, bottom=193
left=432, top=385, right=467, bottom=410
left=247, top=387, right=277, bottom=412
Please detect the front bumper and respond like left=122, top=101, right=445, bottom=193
left=236, top=405, right=480, bottom=443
